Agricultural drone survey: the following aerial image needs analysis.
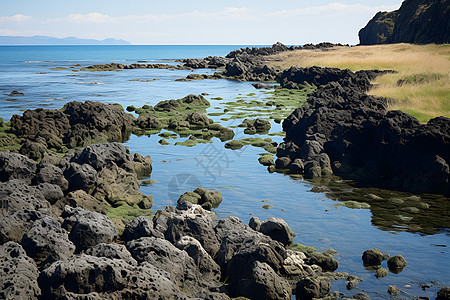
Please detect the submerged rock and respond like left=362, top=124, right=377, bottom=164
left=362, top=248, right=387, bottom=266
left=387, top=255, right=407, bottom=273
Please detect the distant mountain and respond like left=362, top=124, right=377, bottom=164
left=359, top=0, right=450, bottom=45
left=0, top=35, right=131, bottom=45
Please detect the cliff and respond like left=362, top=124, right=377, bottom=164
left=359, top=0, right=450, bottom=45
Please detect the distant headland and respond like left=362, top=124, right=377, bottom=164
left=0, top=35, right=131, bottom=45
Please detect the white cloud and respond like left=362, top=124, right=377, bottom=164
left=45, top=12, right=115, bottom=24
left=0, top=14, right=32, bottom=23
left=268, top=3, right=400, bottom=17
left=0, top=2, right=404, bottom=44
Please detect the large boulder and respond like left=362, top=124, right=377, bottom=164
left=155, top=203, right=220, bottom=256
left=0, top=242, right=41, bottom=299
left=259, top=217, right=296, bottom=246
left=231, top=261, right=291, bottom=300
left=175, top=235, right=221, bottom=282
left=0, top=209, right=44, bottom=244
left=21, top=216, right=75, bottom=268
left=84, top=243, right=137, bottom=265
left=9, top=101, right=136, bottom=159
left=38, top=254, right=185, bottom=299
left=61, top=206, right=118, bottom=252
left=296, top=277, right=331, bottom=299
left=61, top=143, right=153, bottom=208
left=0, top=152, right=37, bottom=184
left=0, top=180, right=51, bottom=213
left=126, top=237, right=222, bottom=298
left=121, top=216, right=163, bottom=242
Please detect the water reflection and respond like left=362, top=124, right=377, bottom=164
left=300, top=176, right=450, bottom=235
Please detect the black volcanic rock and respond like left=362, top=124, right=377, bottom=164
left=359, top=0, right=450, bottom=45
left=276, top=66, right=449, bottom=195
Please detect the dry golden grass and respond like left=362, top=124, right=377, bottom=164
left=266, top=43, right=450, bottom=123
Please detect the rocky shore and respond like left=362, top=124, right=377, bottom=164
left=1, top=140, right=362, bottom=299
left=1, top=42, right=449, bottom=299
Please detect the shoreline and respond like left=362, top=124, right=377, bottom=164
left=0, top=42, right=449, bottom=299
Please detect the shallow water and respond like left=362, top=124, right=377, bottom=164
left=1, top=45, right=449, bottom=299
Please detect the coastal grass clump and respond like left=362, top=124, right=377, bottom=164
left=266, top=43, right=450, bottom=122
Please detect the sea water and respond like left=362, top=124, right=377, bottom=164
left=0, top=45, right=448, bottom=299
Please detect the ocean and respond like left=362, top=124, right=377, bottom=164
left=0, top=45, right=448, bottom=298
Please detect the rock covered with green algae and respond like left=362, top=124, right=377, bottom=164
left=133, top=94, right=235, bottom=142
left=177, top=187, right=223, bottom=210
left=225, top=137, right=277, bottom=154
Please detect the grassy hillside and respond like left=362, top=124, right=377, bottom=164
left=266, top=43, right=450, bottom=123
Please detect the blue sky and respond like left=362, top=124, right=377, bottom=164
left=0, top=0, right=403, bottom=44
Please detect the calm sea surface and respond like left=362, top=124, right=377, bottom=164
left=0, top=45, right=448, bottom=299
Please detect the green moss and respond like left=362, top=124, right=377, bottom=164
left=158, top=139, right=171, bottom=145
left=49, top=67, right=68, bottom=71
left=107, top=203, right=152, bottom=224
left=333, top=201, right=371, bottom=209
left=208, top=112, right=225, bottom=116
left=158, top=132, right=178, bottom=139
left=262, top=204, right=273, bottom=210
left=225, top=137, right=277, bottom=153
left=288, top=243, right=317, bottom=255
left=268, top=131, right=286, bottom=137
left=258, top=154, right=274, bottom=166
left=175, top=139, right=212, bottom=147
left=211, top=97, right=223, bottom=100
left=141, top=179, right=159, bottom=185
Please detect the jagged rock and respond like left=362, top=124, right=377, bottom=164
left=387, top=255, right=407, bottom=273
left=0, top=242, right=41, bottom=299
left=126, top=237, right=221, bottom=297
left=0, top=209, right=44, bottom=244
left=156, top=203, right=220, bottom=256
left=296, top=277, right=330, bottom=299
left=66, top=190, right=108, bottom=214
left=9, top=101, right=135, bottom=159
left=122, top=216, right=163, bottom=241
left=21, top=216, right=75, bottom=268
left=231, top=261, right=291, bottom=300
left=61, top=206, right=118, bottom=252
left=249, top=216, right=262, bottom=231
left=33, top=163, right=69, bottom=191
left=0, top=152, right=37, bottom=184
left=175, top=236, right=221, bottom=282
left=0, top=180, right=51, bottom=213
left=61, top=143, right=153, bottom=207
left=84, top=243, right=137, bottom=265
left=38, top=254, right=185, bottom=299
left=259, top=217, right=296, bottom=246
left=306, top=252, right=339, bottom=272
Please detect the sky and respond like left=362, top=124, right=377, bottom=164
left=0, top=0, right=403, bottom=45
